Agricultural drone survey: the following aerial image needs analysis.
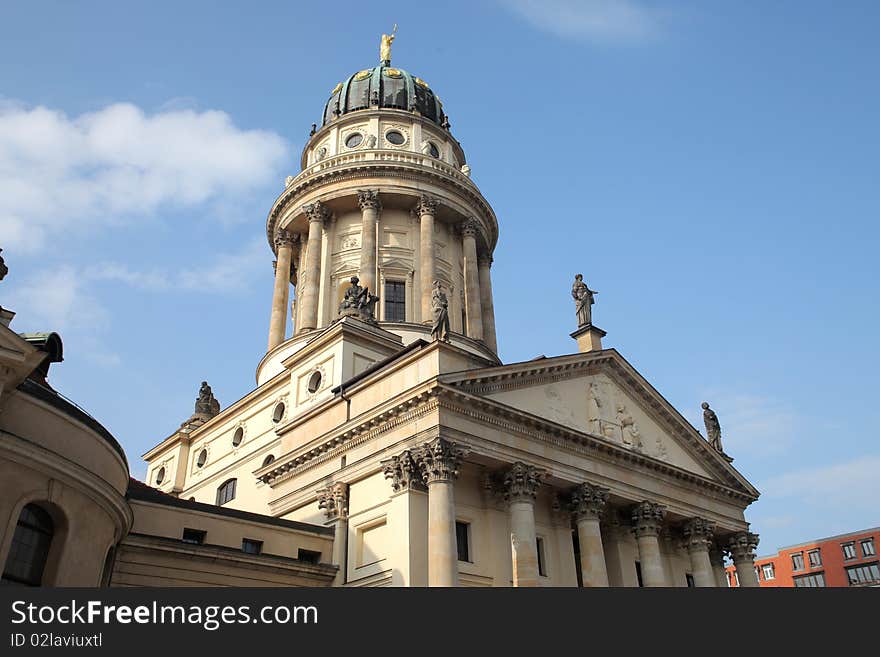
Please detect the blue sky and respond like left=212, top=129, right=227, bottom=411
left=1, top=0, right=877, bottom=555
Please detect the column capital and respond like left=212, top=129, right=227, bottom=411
left=727, top=531, right=759, bottom=562
left=477, top=254, right=493, bottom=268
left=381, top=449, right=427, bottom=493
left=273, top=228, right=297, bottom=249
left=569, top=482, right=609, bottom=521
left=303, top=201, right=331, bottom=224
left=357, top=189, right=381, bottom=211
left=316, top=482, right=349, bottom=521
left=631, top=500, right=667, bottom=538
left=502, top=462, right=547, bottom=504
left=415, top=194, right=437, bottom=215
left=460, top=218, right=480, bottom=238
left=413, top=437, right=468, bottom=485
left=682, top=517, right=716, bottom=551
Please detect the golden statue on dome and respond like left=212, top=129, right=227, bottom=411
left=380, top=24, right=397, bottom=65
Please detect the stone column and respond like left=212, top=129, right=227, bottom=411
left=631, top=501, right=668, bottom=587
left=570, top=482, right=610, bottom=587
left=317, top=482, right=349, bottom=586
left=357, top=190, right=380, bottom=293
left=502, top=462, right=546, bottom=587
left=728, top=531, right=760, bottom=588
left=413, top=438, right=467, bottom=587
left=477, top=254, right=497, bottom=353
left=682, top=518, right=717, bottom=587
left=417, top=196, right=437, bottom=324
left=382, top=450, right=428, bottom=587
left=461, top=219, right=484, bottom=340
left=709, top=544, right=729, bottom=588
left=268, top=229, right=296, bottom=351
left=299, top=201, right=329, bottom=332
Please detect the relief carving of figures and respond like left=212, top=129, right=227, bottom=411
left=701, top=402, right=724, bottom=453
left=615, top=404, right=643, bottom=451
left=338, top=275, right=379, bottom=322
left=362, top=134, right=377, bottom=149
left=430, top=280, right=451, bottom=341
left=572, top=273, right=598, bottom=327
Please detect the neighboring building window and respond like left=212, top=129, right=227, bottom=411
left=242, top=539, right=263, bottom=555
left=791, top=552, right=805, bottom=571
left=842, top=542, right=857, bottom=560
left=685, top=573, right=695, bottom=588
left=861, top=538, right=876, bottom=557
left=793, top=573, right=826, bottom=587
left=155, top=467, right=165, bottom=485
left=755, top=566, right=761, bottom=582
left=216, top=478, right=237, bottom=506
left=635, top=561, right=644, bottom=587
left=262, top=454, right=276, bottom=467
left=182, top=528, right=206, bottom=545
left=761, top=563, right=775, bottom=580
left=232, top=426, right=244, bottom=447
left=1, top=504, right=54, bottom=586
left=845, top=562, right=880, bottom=586
left=536, top=537, right=547, bottom=577
left=298, top=549, right=321, bottom=564
left=455, top=521, right=470, bottom=562
left=808, top=549, right=822, bottom=568
left=384, top=281, right=406, bottom=322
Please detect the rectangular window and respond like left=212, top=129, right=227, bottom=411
left=297, top=549, right=321, bottom=564
left=761, top=563, right=775, bottom=580
left=845, top=562, right=880, bottom=586
left=384, top=281, right=406, bottom=322
left=216, top=478, right=237, bottom=506
left=808, top=549, right=822, bottom=568
left=182, top=528, right=206, bottom=545
left=685, top=573, right=695, bottom=588
left=241, top=538, right=262, bottom=555
left=755, top=566, right=761, bottom=582
left=842, top=542, right=857, bottom=560
left=635, top=561, right=644, bottom=587
left=793, top=572, right=826, bottom=587
left=791, top=552, right=805, bottom=571
left=536, top=537, right=547, bottom=577
left=861, top=538, right=876, bottom=557
left=456, top=521, right=470, bottom=562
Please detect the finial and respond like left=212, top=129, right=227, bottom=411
left=380, top=24, right=398, bottom=65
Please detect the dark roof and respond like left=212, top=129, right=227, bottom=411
left=17, top=377, right=127, bottom=466
left=18, top=332, right=63, bottom=363
left=126, top=478, right=334, bottom=536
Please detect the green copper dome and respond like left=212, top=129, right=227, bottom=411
left=322, top=64, right=448, bottom=128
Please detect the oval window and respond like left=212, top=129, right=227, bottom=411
left=197, top=449, right=207, bottom=468
left=385, top=130, right=405, bottom=145
left=262, top=454, right=276, bottom=467
left=272, top=402, right=285, bottom=423
left=232, top=426, right=244, bottom=447
left=345, top=132, right=363, bottom=148
left=308, top=371, right=322, bottom=394
left=428, top=142, right=440, bottom=158
left=155, top=467, right=165, bottom=485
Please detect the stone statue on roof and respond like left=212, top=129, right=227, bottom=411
left=195, top=381, right=221, bottom=418
left=572, top=274, right=598, bottom=327
left=702, top=402, right=724, bottom=453
left=339, top=276, right=379, bottom=323
left=380, top=25, right=397, bottom=65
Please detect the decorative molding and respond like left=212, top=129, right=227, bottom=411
left=727, top=531, right=759, bottom=563
left=412, top=437, right=467, bottom=484
left=303, top=201, right=330, bottom=224
left=631, top=500, right=667, bottom=539
left=415, top=194, right=437, bottom=216
left=381, top=449, right=426, bottom=492
left=316, top=482, right=349, bottom=520
left=682, top=517, right=715, bottom=551
left=357, top=189, right=380, bottom=211
left=569, top=482, right=609, bottom=521
left=274, top=228, right=297, bottom=249
left=500, top=461, right=546, bottom=504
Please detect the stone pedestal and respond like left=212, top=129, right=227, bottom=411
left=631, top=501, right=667, bottom=587
left=683, top=517, right=716, bottom=587
left=571, top=324, right=606, bottom=353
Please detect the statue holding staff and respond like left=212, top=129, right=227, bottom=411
left=572, top=274, right=598, bottom=327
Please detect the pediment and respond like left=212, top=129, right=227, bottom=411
left=441, top=350, right=757, bottom=496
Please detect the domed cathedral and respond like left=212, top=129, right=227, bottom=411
left=140, top=34, right=762, bottom=588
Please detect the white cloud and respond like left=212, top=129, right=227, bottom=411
left=759, top=455, right=880, bottom=512
left=0, top=101, right=288, bottom=253
left=500, top=0, right=661, bottom=43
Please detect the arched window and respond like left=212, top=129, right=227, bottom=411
left=1, top=504, right=54, bottom=586
left=216, top=479, right=237, bottom=506
left=262, top=454, right=276, bottom=467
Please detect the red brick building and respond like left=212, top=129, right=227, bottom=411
left=725, top=527, right=879, bottom=587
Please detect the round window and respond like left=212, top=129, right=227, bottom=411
left=232, top=426, right=244, bottom=447
left=308, top=371, right=322, bottom=394
left=272, top=402, right=285, bottom=423
left=155, top=467, right=165, bottom=485
left=196, top=449, right=207, bottom=468
left=262, top=454, right=276, bottom=467
left=345, top=132, right=363, bottom=148
left=385, top=130, right=405, bottom=145
left=428, top=142, right=440, bottom=158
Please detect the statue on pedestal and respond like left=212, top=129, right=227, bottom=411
left=572, top=274, right=598, bottom=327
left=702, top=402, right=724, bottom=453
left=430, top=280, right=450, bottom=342
left=338, top=276, right=379, bottom=322
left=380, top=25, right=397, bottom=65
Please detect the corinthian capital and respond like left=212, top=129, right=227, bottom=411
left=631, top=500, right=667, bottom=538
left=303, top=201, right=330, bottom=224
left=415, top=194, right=437, bottom=216
left=316, top=482, right=349, bottom=521
left=412, top=437, right=468, bottom=485
left=682, top=517, right=716, bottom=551
left=477, top=254, right=493, bottom=268
left=727, top=531, right=759, bottom=562
left=460, top=218, right=480, bottom=238
left=569, top=482, right=609, bottom=521
left=357, top=189, right=380, bottom=211
left=274, top=228, right=296, bottom=249
left=381, top=450, right=426, bottom=493
left=502, top=462, right=546, bottom=504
